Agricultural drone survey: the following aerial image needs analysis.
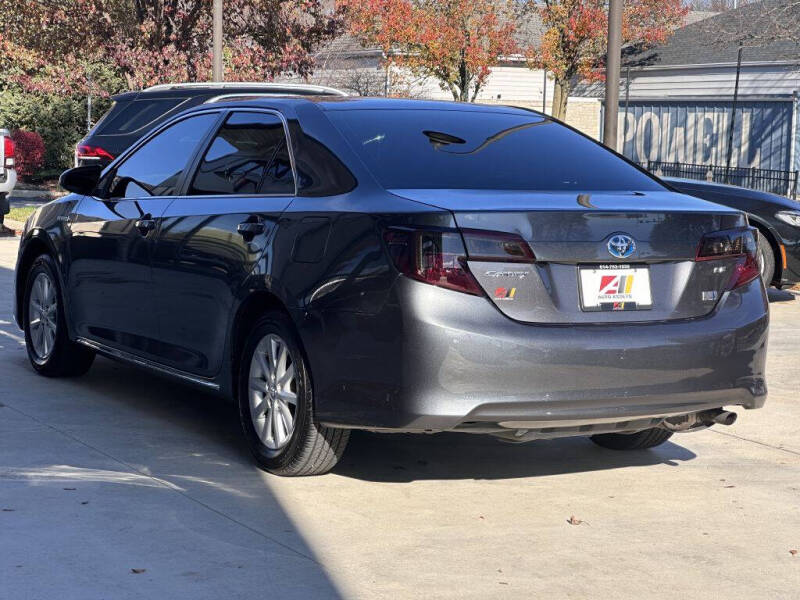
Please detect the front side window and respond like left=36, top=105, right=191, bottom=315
left=107, top=113, right=218, bottom=199
left=189, top=112, right=295, bottom=196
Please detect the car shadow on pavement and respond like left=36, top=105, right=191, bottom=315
left=0, top=250, right=344, bottom=599
left=333, top=430, right=696, bottom=482
left=767, top=287, right=796, bottom=303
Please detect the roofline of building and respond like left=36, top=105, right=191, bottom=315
left=625, top=60, right=800, bottom=73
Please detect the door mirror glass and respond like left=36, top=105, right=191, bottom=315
left=59, top=165, right=103, bottom=195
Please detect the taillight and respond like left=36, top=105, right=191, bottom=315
left=3, top=137, right=14, bottom=169
left=383, top=227, right=536, bottom=296
left=384, top=228, right=483, bottom=295
left=76, top=144, right=115, bottom=162
left=461, top=229, right=536, bottom=263
left=696, top=227, right=759, bottom=289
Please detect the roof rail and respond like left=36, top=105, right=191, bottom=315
left=143, top=82, right=348, bottom=96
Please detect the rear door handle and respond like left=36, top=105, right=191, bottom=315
left=135, top=218, right=156, bottom=236
left=237, top=220, right=266, bottom=239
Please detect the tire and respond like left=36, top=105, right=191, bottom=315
left=590, top=428, right=673, bottom=451
left=22, top=254, right=95, bottom=377
left=237, top=312, right=349, bottom=476
left=757, top=232, right=775, bottom=287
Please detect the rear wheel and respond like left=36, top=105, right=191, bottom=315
left=590, top=428, right=673, bottom=450
left=23, top=255, right=95, bottom=377
left=757, top=232, right=775, bottom=287
left=237, top=312, right=349, bottom=476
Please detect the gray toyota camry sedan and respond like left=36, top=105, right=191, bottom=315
left=15, top=97, right=768, bottom=475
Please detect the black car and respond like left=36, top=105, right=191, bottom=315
left=664, top=177, right=800, bottom=288
left=75, top=82, right=347, bottom=167
left=14, top=98, right=768, bottom=476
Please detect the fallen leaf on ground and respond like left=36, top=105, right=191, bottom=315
left=131, top=568, right=146, bottom=574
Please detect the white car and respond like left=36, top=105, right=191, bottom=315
left=0, top=128, right=17, bottom=227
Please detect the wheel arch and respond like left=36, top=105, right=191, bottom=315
left=228, top=290, right=299, bottom=401
left=15, top=233, right=57, bottom=328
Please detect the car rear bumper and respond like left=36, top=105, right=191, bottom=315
left=0, top=168, right=16, bottom=197
left=312, top=277, right=768, bottom=435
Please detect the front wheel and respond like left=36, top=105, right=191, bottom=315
left=590, top=428, right=673, bottom=450
left=237, top=312, right=349, bottom=476
left=23, top=255, right=95, bottom=377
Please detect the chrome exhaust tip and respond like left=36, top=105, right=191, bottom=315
left=662, top=409, right=738, bottom=432
left=710, top=410, right=737, bottom=426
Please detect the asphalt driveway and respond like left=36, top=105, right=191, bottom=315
left=0, top=236, right=798, bottom=599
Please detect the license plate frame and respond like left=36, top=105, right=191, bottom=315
left=578, top=264, right=653, bottom=312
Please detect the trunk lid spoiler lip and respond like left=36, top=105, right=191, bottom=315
left=386, top=189, right=741, bottom=215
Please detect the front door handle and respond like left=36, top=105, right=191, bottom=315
left=135, top=218, right=156, bottom=236
left=237, top=219, right=266, bottom=240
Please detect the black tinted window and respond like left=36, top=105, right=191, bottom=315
left=108, top=114, right=218, bottom=198
left=289, top=121, right=357, bottom=197
left=189, top=112, right=294, bottom=196
left=101, top=98, right=187, bottom=134
left=327, top=109, right=664, bottom=192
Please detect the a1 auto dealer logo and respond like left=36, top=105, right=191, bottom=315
left=599, top=274, right=634, bottom=296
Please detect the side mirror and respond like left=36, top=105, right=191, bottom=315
left=59, top=165, right=103, bottom=195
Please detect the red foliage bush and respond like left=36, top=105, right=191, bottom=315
left=10, top=129, right=46, bottom=179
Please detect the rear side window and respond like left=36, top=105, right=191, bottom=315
left=100, top=98, right=187, bottom=135
left=189, top=112, right=295, bottom=196
left=327, top=108, right=665, bottom=192
left=107, top=113, right=218, bottom=199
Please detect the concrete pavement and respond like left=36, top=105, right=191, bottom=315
left=0, top=236, right=798, bottom=599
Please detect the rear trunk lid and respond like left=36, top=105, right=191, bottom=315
left=389, top=189, right=747, bottom=323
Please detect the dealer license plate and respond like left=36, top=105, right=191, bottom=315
left=579, top=265, right=653, bottom=311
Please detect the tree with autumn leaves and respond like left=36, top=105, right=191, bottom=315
left=526, top=0, right=687, bottom=119
left=341, top=0, right=517, bottom=102
left=343, top=0, right=685, bottom=114
left=0, top=0, right=342, bottom=94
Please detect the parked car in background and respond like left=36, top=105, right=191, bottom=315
left=0, top=128, right=17, bottom=228
left=665, top=177, right=800, bottom=288
left=75, top=82, right=347, bottom=168
left=16, top=98, right=768, bottom=476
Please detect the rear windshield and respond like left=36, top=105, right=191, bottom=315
left=99, top=98, right=187, bottom=135
left=327, top=108, right=664, bottom=192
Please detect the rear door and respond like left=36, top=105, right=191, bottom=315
left=150, top=110, right=296, bottom=377
left=68, top=112, right=220, bottom=358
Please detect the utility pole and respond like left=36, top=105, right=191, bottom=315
left=603, top=0, right=623, bottom=150
left=724, top=46, right=744, bottom=182
left=212, top=0, right=224, bottom=82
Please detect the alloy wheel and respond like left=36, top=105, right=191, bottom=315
left=248, top=333, right=298, bottom=450
left=28, top=272, right=58, bottom=362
